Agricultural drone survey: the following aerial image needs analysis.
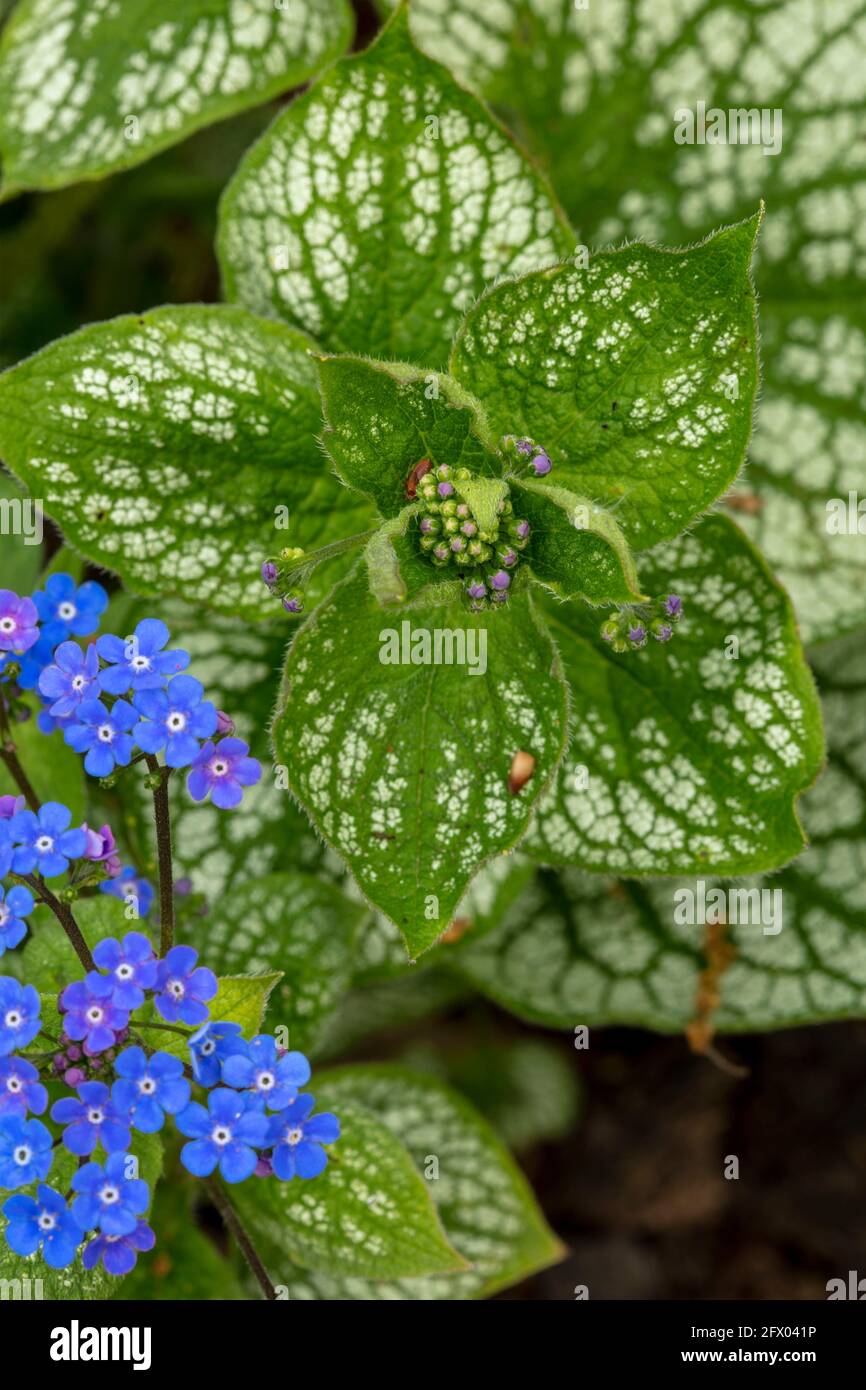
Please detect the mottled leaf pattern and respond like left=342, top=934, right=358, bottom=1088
left=272, top=564, right=569, bottom=956
left=388, top=0, right=866, bottom=643
left=526, top=517, right=824, bottom=877
left=218, top=6, right=573, bottom=369
left=232, top=1100, right=465, bottom=1281
left=268, top=1066, right=563, bottom=1298
left=180, top=872, right=367, bottom=1052
left=0, top=306, right=371, bottom=618
left=451, top=219, right=761, bottom=550
left=0, top=0, right=354, bottom=196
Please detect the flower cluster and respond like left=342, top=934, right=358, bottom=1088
left=260, top=550, right=305, bottom=618
left=413, top=462, right=533, bottom=611
left=0, top=934, right=339, bottom=1277
left=600, top=593, right=685, bottom=653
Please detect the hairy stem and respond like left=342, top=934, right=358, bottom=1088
left=205, top=1176, right=277, bottom=1301
left=25, top=874, right=95, bottom=974
left=0, top=692, right=39, bottom=810
left=144, top=755, right=174, bottom=957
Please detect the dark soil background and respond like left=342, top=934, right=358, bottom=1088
left=2, top=0, right=863, bottom=1303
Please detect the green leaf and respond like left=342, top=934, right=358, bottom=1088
left=268, top=1066, right=563, bottom=1298
left=232, top=1100, right=466, bottom=1281
left=0, top=698, right=85, bottom=821
left=0, top=305, right=371, bottom=618
left=217, top=4, right=573, bottom=370
left=392, top=0, right=866, bottom=642
left=318, top=356, right=498, bottom=518
left=0, top=1133, right=162, bottom=1299
left=451, top=216, right=762, bottom=550
left=272, top=564, right=569, bottom=956
left=6, top=895, right=133, bottom=991
left=137, top=972, right=281, bottom=1058
left=525, top=515, right=824, bottom=877
left=0, top=0, right=354, bottom=197
left=512, top=478, right=644, bottom=604
left=179, top=871, right=367, bottom=1052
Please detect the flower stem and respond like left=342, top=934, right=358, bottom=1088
left=0, top=691, right=40, bottom=810
left=144, top=755, right=175, bottom=957
left=133, top=1020, right=190, bottom=1036
left=204, top=1176, right=277, bottom=1301
left=24, top=873, right=95, bottom=973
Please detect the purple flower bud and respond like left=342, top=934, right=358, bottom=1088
left=515, top=520, right=530, bottom=540
left=0, top=794, right=25, bottom=819
left=437, top=481, right=454, bottom=498
left=66, top=1045, right=81, bottom=1062
left=489, top=570, right=511, bottom=591
left=455, top=503, right=470, bottom=518
left=516, top=438, right=534, bottom=456
left=254, top=1154, right=273, bottom=1178
left=216, top=710, right=235, bottom=735
left=174, top=877, right=193, bottom=897
left=450, top=537, right=466, bottom=553
left=53, top=1052, right=67, bottom=1072
left=419, top=517, right=435, bottom=534
left=499, top=547, right=518, bottom=567
left=491, top=589, right=509, bottom=603
left=82, top=823, right=120, bottom=876
left=628, top=625, right=646, bottom=644
left=664, top=594, right=682, bottom=618
left=261, top=561, right=277, bottom=587
left=530, top=451, right=552, bottom=476
left=466, top=581, right=487, bottom=601
left=652, top=623, right=673, bottom=643
left=282, top=595, right=303, bottom=614
left=64, top=1066, right=85, bottom=1087
left=460, top=521, right=477, bottom=537
left=432, top=543, right=449, bottom=562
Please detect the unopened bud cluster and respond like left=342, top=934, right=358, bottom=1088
left=260, top=548, right=305, bottom=617
left=600, top=593, right=684, bottom=653
left=415, top=463, right=531, bottom=610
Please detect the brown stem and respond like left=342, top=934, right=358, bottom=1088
left=144, top=755, right=174, bottom=957
left=25, top=874, right=95, bottom=974
left=204, top=1176, right=277, bottom=1301
left=0, top=692, right=39, bottom=810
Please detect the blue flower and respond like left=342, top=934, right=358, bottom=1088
left=0, top=883, right=32, bottom=955
left=176, top=1088, right=269, bottom=1183
left=0, top=978, right=41, bottom=1056
left=15, top=633, right=59, bottom=691
left=153, top=945, right=217, bottom=1027
left=99, top=866, right=154, bottom=919
left=188, top=1021, right=246, bottom=1087
left=33, top=574, right=108, bottom=642
left=3, top=1185, right=82, bottom=1267
left=70, top=1152, right=149, bottom=1235
left=222, top=1035, right=311, bottom=1111
left=64, top=698, right=137, bottom=777
left=0, top=1055, right=47, bottom=1118
left=10, top=801, right=87, bottom=878
left=82, top=1219, right=154, bottom=1276
left=90, top=932, right=157, bottom=1010
left=187, top=738, right=261, bottom=810
left=96, top=619, right=189, bottom=696
left=133, top=674, right=218, bottom=769
left=0, top=823, right=12, bottom=883
left=0, top=590, right=39, bottom=654
left=51, top=1081, right=132, bottom=1156
left=269, top=1095, right=340, bottom=1180
left=38, top=641, right=100, bottom=718
left=0, top=1114, right=53, bottom=1187
left=60, top=979, right=128, bottom=1054
left=112, top=1047, right=190, bottom=1133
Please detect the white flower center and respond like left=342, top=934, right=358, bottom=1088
left=0, top=617, right=15, bottom=633
left=138, top=1077, right=156, bottom=1095
left=131, top=655, right=150, bottom=672
left=168, top=979, right=184, bottom=999
left=58, top=602, right=77, bottom=621
left=7, top=1076, right=22, bottom=1093
left=212, top=1126, right=232, bottom=1146
left=257, top=1071, right=275, bottom=1090
left=4, top=1009, right=22, bottom=1029
left=116, top=964, right=134, bottom=980
left=0, top=905, right=8, bottom=926
left=167, top=712, right=186, bottom=732
left=86, top=1006, right=104, bottom=1024
left=285, top=1127, right=303, bottom=1147
left=13, top=1144, right=31, bottom=1165
left=99, top=1185, right=120, bottom=1205
left=38, top=1212, right=57, bottom=1232
left=35, top=835, right=54, bottom=853
left=200, top=1040, right=216, bottom=1056
left=71, top=675, right=86, bottom=691
left=211, top=760, right=229, bottom=777
left=97, top=724, right=114, bottom=742
left=87, top=1108, right=104, bottom=1125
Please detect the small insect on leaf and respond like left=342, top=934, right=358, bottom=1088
left=405, top=458, right=432, bottom=498
left=508, top=750, right=536, bottom=795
